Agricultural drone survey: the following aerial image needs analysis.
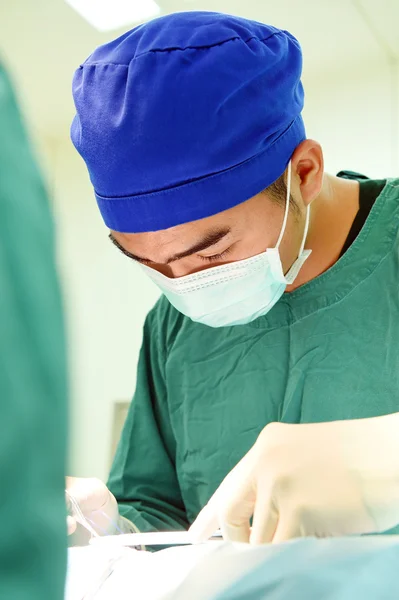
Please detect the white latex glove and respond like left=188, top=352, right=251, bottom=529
left=189, top=413, right=399, bottom=545
left=66, top=476, right=120, bottom=536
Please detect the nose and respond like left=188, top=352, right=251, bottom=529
left=147, top=262, right=188, bottom=278
left=152, top=259, right=208, bottom=279
left=167, top=262, right=191, bottom=278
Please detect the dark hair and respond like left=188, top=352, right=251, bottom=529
left=266, top=174, right=287, bottom=204
left=264, top=173, right=300, bottom=217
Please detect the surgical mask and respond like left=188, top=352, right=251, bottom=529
left=141, top=162, right=311, bottom=327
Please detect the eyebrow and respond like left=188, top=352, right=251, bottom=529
left=109, top=228, right=231, bottom=265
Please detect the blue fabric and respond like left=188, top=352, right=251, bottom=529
left=213, top=536, right=399, bottom=600
left=71, top=11, right=305, bottom=233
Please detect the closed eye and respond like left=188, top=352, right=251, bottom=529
left=198, top=247, right=233, bottom=263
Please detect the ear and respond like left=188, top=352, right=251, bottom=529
left=290, top=140, right=324, bottom=206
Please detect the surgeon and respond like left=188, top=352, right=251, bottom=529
left=0, top=64, right=67, bottom=597
left=67, top=11, right=399, bottom=545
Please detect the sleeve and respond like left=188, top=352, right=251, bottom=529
left=0, top=65, right=68, bottom=600
left=107, top=302, right=189, bottom=533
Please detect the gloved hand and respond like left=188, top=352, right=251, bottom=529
left=66, top=476, right=119, bottom=537
left=189, top=413, right=399, bottom=545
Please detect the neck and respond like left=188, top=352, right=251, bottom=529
left=286, top=174, right=360, bottom=292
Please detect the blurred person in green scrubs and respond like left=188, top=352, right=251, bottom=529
left=0, top=64, right=67, bottom=598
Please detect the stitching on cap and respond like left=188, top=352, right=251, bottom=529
left=83, top=30, right=282, bottom=67
left=79, top=63, right=128, bottom=69
left=135, top=31, right=280, bottom=59
left=137, top=36, right=242, bottom=57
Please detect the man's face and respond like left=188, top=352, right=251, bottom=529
left=110, top=186, right=305, bottom=279
left=110, top=141, right=323, bottom=279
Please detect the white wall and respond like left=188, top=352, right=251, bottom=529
left=44, top=57, right=398, bottom=482
left=303, top=57, right=398, bottom=177
left=49, top=141, right=159, bottom=479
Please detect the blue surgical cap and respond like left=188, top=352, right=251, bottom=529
left=71, top=11, right=305, bottom=233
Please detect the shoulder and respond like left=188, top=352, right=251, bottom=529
left=386, top=178, right=399, bottom=196
left=383, top=178, right=399, bottom=210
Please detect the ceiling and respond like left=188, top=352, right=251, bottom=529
left=1, top=0, right=398, bottom=140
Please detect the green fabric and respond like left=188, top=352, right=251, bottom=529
left=108, top=179, right=399, bottom=536
left=0, top=66, right=67, bottom=598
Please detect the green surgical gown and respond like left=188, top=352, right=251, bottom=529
left=108, top=178, right=399, bottom=536
left=0, top=65, right=67, bottom=598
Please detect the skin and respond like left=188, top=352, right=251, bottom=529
left=110, top=140, right=360, bottom=291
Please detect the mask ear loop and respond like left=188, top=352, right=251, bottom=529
left=275, top=160, right=311, bottom=257
left=275, top=161, right=291, bottom=250
left=298, top=202, right=311, bottom=256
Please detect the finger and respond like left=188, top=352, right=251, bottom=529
left=189, top=501, right=220, bottom=543
left=190, top=452, right=256, bottom=544
left=189, top=475, right=254, bottom=544
left=271, top=517, right=300, bottom=544
left=249, top=487, right=278, bottom=545
left=219, top=476, right=256, bottom=544
left=67, top=516, right=77, bottom=536
left=221, top=519, right=251, bottom=543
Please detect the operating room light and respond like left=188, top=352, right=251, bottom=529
left=65, top=0, right=160, bottom=32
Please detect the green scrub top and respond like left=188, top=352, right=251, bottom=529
left=0, top=65, right=67, bottom=599
left=108, top=178, right=399, bottom=536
